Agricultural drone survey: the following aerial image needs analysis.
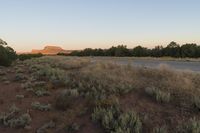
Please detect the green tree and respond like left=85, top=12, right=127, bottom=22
left=132, top=46, right=149, bottom=57
left=0, top=39, right=17, bottom=66
left=114, top=45, right=131, bottom=57
left=181, top=43, right=198, bottom=58
left=151, top=46, right=163, bottom=57
left=106, top=46, right=117, bottom=56
left=0, top=39, right=8, bottom=45
left=164, top=41, right=181, bottom=57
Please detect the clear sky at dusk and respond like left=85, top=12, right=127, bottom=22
left=0, top=0, right=200, bottom=52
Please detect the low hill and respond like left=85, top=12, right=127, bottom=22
left=31, top=46, right=72, bottom=55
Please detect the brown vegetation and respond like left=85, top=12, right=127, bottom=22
left=0, top=56, right=199, bottom=133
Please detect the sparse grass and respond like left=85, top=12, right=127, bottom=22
left=31, top=102, right=51, bottom=111
left=153, top=126, right=168, bottom=133
left=36, top=121, right=56, bottom=133
left=92, top=105, right=142, bottom=133
left=178, top=118, right=200, bottom=133
left=0, top=70, right=6, bottom=76
left=193, top=96, right=200, bottom=111
left=145, top=87, right=171, bottom=103
left=7, top=113, right=32, bottom=128
left=14, top=73, right=27, bottom=82
left=0, top=105, right=31, bottom=128
left=33, top=88, right=50, bottom=97
left=16, top=94, right=25, bottom=99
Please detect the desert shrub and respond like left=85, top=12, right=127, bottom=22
left=0, top=39, right=17, bottom=66
left=92, top=106, right=142, bottom=133
left=21, top=80, right=45, bottom=89
left=36, top=120, right=56, bottom=133
left=22, top=81, right=50, bottom=97
left=55, top=89, right=79, bottom=110
left=33, top=81, right=46, bottom=87
left=193, top=96, right=200, bottom=111
left=4, top=80, right=10, bottom=84
left=178, top=118, right=200, bottom=133
left=118, top=112, right=142, bottom=133
left=33, top=87, right=50, bottom=97
left=0, top=70, right=6, bottom=76
left=145, top=87, right=170, bottom=103
left=21, top=81, right=32, bottom=90
left=64, top=123, right=80, bottom=132
left=18, top=53, right=43, bottom=61
left=31, top=102, right=51, bottom=111
left=9, top=104, right=20, bottom=113
left=0, top=105, right=31, bottom=128
left=16, top=95, right=25, bottom=99
left=37, top=65, right=69, bottom=87
left=14, top=73, right=27, bottom=82
left=92, top=106, right=121, bottom=130
left=156, top=90, right=170, bottom=103
left=28, top=64, right=41, bottom=73
left=153, top=126, right=168, bottom=133
left=7, top=113, right=32, bottom=128
left=15, top=67, right=24, bottom=73
left=34, top=89, right=50, bottom=97
left=0, top=76, right=7, bottom=82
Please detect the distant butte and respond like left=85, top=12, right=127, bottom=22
left=31, top=45, right=72, bottom=55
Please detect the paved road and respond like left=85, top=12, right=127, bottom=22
left=92, top=58, right=200, bottom=72
left=124, top=59, right=200, bottom=72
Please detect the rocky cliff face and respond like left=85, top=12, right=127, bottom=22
left=31, top=46, right=71, bottom=55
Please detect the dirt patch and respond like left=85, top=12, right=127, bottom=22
left=120, top=89, right=199, bottom=132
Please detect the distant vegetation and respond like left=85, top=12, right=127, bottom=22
left=69, top=41, right=200, bottom=58
left=0, top=39, right=17, bottom=66
left=18, top=53, right=43, bottom=61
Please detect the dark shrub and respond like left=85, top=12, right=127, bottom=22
left=0, top=39, right=17, bottom=66
left=18, top=53, right=43, bottom=61
left=55, top=89, right=79, bottom=110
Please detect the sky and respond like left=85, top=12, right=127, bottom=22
left=0, top=0, right=200, bottom=52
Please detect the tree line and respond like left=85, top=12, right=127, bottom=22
left=69, top=41, right=200, bottom=58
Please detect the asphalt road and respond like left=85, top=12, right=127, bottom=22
left=91, top=57, right=200, bottom=72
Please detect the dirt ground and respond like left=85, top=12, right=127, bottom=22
left=0, top=65, right=103, bottom=133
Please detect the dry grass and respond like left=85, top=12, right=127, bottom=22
left=79, top=61, right=200, bottom=107
left=1, top=56, right=199, bottom=132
